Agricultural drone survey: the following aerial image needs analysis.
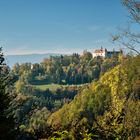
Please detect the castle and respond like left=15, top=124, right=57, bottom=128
left=92, top=47, right=122, bottom=58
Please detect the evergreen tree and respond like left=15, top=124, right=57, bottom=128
left=0, top=47, right=15, bottom=140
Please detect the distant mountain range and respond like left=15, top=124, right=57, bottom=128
left=5, top=53, right=62, bottom=68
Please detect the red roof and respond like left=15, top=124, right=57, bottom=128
left=94, top=49, right=105, bottom=53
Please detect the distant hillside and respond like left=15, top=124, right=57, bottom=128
left=5, top=53, right=61, bottom=67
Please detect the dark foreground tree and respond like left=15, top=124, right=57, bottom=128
left=0, top=47, right=15, bottom=140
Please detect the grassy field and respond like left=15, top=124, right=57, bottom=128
left=33, top=84, right=65, bottom=91
left=33, top=83, right=88, bottom=91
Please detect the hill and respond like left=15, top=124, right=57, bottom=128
left=45, top=55, right=140, bottom=139
left=5, top=53, right=140, bottom=140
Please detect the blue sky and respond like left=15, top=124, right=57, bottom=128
left=0, top=0, right=129, bottom=55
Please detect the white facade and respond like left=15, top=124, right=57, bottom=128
left=92, top=48, right=107, bottom=58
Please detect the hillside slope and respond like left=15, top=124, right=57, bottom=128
left=46, top=55, right=140, bottom=139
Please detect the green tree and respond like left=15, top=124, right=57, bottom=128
left=0, top=47, right=15, bottom=139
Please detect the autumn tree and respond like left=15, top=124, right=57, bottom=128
left=112, top=0, right=140, bottom=54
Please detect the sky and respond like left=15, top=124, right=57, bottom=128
left=0, top=0, right=129, bottom=55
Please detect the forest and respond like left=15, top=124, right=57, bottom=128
left=0, top=0, right=140, bottom=140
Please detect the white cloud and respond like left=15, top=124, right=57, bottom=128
left=88, top=25, right=100, bottom=32
left=5, top=44, right=81, bottom=55
left=91, top=39, right=108, bottom=44
left=87, top=25, right=116, bottom=33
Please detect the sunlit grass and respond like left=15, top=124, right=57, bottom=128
left=32, top=83, right=88, bottom=91
left=33, top=84, right=65, bottom=91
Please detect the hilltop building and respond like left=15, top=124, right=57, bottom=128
left=92, top=47, right=122, bottom=58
